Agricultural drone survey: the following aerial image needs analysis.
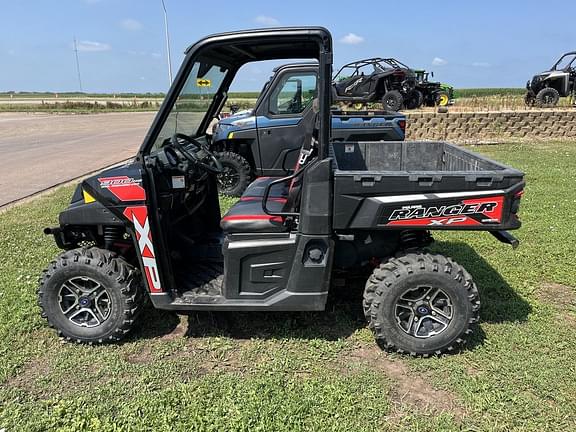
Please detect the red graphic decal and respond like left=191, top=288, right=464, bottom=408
left=99, top=176, right=146, bottom=202
left=123, top=206, right=162, bottom=293
left=388, top=216, right=481, bottom=227
left=386, top=195, right=505, bottom=227
left=462, top=196, right=504, bottom=222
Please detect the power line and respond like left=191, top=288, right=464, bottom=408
left=160, top=0, right=173, bottom=86
left=73, top=36, right=83, bottom=93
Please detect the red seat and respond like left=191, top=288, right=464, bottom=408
left=221, top=115, right=317, bottom=234
left=220, top=199, right=288, bottom=233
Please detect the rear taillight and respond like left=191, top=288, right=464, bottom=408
left=398, top=120, right=406, bottom=132
left=511, top=189, right=524, bottom=214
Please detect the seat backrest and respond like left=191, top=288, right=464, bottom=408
left=281, top=112, right=319, bottom=214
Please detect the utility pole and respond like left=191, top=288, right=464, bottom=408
left=73, top=36, right=83, bottom=93
left=161, top=0, right=173, bottom=86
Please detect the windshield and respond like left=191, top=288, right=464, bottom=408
left=152, top=61, right=229, bottom=150
left=554, top=54, right=576, bottom=71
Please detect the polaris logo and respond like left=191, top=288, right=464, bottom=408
left=389, top=202, right=498, bottom=221
left=345, top=77, right=363, bottom=93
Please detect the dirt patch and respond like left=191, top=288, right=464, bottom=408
left=5, top=356, right=52, bottom=393
left=340, top=346, right=466, bottom=419
left=125, top=345, right=153, bottom=364
left=537, top=282, right=576, bottom=324
left=159, top=314, right=189, bottom=340
left=538, top=283, right=575, bottom=308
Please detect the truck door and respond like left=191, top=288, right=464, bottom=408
left=255, top=70, right=317, bottom=176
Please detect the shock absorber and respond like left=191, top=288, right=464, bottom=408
left=399, top=230, right=433, bottom=250
left=103, top=226, right=123, bottom=250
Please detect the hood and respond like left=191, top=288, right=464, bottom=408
left=219, top=110, right=254, bottom=126
left=535, top=70, right=566, bottom=80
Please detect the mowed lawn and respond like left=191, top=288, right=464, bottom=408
left=1, top=141, right=575, bottom=431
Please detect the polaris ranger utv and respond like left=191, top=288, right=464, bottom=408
left=39, top=27, right=525, bottom=356
left=212, top=63, right=406, bottom=195
left=525, top=51, right=576, bottom=107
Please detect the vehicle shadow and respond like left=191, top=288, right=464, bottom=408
left=432, top=240, right=532, bottom=324
left=133, top=240, right=531, bottom=351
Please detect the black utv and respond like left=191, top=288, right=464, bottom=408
left=39, top=27, right=525, bottom=356
left=332, top=58, right=417, bottom=111
left=525, top=52, right=576, bottom=107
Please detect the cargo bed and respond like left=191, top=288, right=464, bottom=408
left=330, top=141, right=524, bottom=230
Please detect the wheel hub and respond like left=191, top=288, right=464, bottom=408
left=58, top=276, right=112, bottom=328
left=415, top=304, right=430, bottom=316
left=218, top=166, right=240, bottom=189
left=394, top=285, right=454, bottom=338
left=78, top=296, right=92, bottom=307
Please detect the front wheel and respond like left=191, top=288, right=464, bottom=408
left=38, top=248, right=144, bottom=344
left=535, top=87, right=560, bottom=108
left=216, top=151, right=252, bottom=197
left=363, top=252, right=480, bottom=356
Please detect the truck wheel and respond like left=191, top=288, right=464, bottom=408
left=535, top=87, right=560, bottom=107
left=381, top=90, right=403, bottom=111
left=216, top=151, right=252, bottom=197
left=363, top=252, right=480, bottom=356
left=38, top=248, right=144, bottom=344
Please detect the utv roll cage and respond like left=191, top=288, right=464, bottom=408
left=552, top=52, right=576, bottom=71
left=333, top=57, right=411, bottom=80
left=139, top=27, right=333, bottom=161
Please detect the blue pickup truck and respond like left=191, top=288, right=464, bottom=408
left=211, top=63, right=406, bottom=195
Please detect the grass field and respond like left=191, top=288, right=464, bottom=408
left=3, top=89, right=575, bottom=114
left=1, top=141, right=576, bottom=431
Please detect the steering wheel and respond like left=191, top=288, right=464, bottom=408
left=170, top=133, right=223, bottom=174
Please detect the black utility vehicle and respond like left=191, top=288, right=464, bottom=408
left=525, top=52, right=576, bottom=107
left=39, top=28, right=525, bottom=356
left=211, top=63, right=406, bottom=196
left=332, top=58, right=417, bottom=111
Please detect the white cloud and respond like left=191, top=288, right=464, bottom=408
left=254, top=15, right=280, bottom=26
left=76, top=40, right=111, bottom=52
left=151, top=52, right=162, bottom=58
left=432, top=57, right=447, bottom=66
left=339, top=33, right=364, bottom=45
left=472, top=61, right=491, bottom=68
left=120, top=18, right=143, bottom=31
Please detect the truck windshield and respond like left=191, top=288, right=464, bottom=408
left=152, top=61, right=228, bottom=150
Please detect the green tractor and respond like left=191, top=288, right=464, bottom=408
left=406, top=69, right=454, bottom=109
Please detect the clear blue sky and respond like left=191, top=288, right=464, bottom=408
left=2, top=0, right=575, bottom=93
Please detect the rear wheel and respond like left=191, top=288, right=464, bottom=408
left=363, top=252, right=480, bottom=356
left=381, top=90, right=403, bottom=111
left=435, top=91, right=450, bottom=107
left=38, top=248, right=144, bottom=344
left=404, top=90, right=424, bottom=109
left=535, top=87, right=560, bottom=108
left=216, top=151, right=252, bottom=197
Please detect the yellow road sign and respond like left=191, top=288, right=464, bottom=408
left=196, top=78, right=211, bottom=87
